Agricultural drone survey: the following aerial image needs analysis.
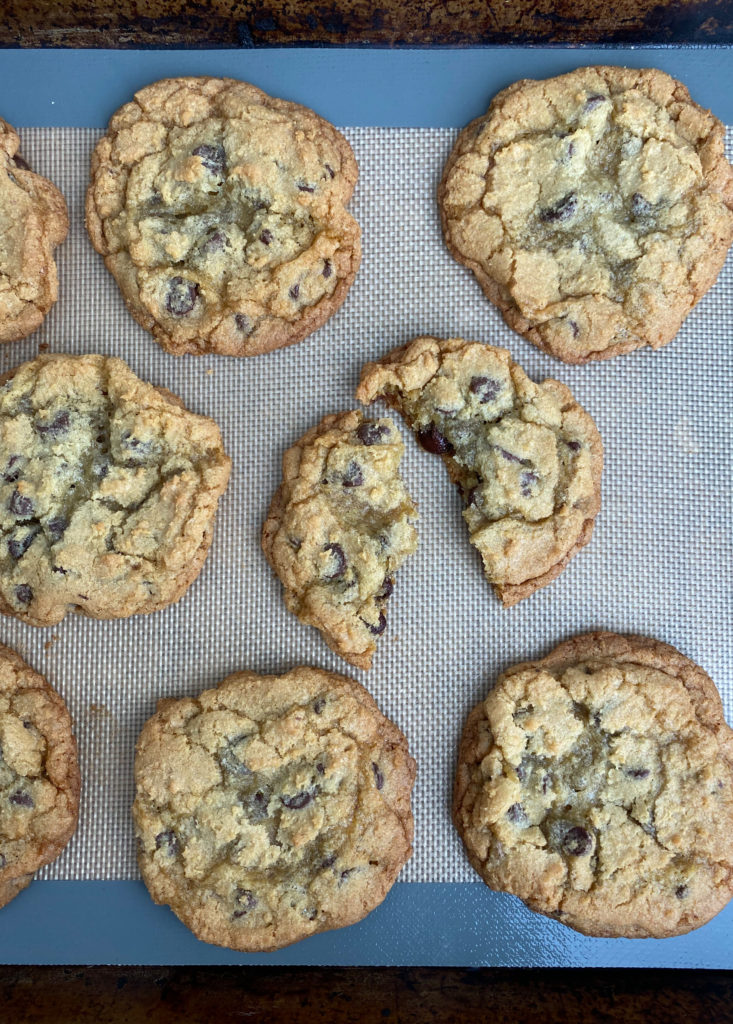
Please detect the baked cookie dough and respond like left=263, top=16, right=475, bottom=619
left=0, top=353, right=231, bottom=626
left=0, top=118, right=68, bottom=344
left=262, top=410, right=418, bottom=669
left=454, top=633, right=733, bottom=938
left=0, top=643, right=79, bottom=909
left=87, top=76, right=361, bottom=357
left=439, top=66, right=733, bottom=362
left=357, top=337, right=602, bottom=606
left=133, top=666, right=416, bottom=951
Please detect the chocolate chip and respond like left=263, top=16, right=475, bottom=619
left=8, top=529, right=38, bottom=560
left=356, top=421, right=389, bottom=446
left=321, top=854, right=337, bottom=869
left=155, top=829, right=180, bottom=856
left=35, top=410, right=70, bottom=438
left=13, top=154, right=30, bottom=171
left=52, top=566, right=67, bottom=575
left=313, top=698, right=326, bottom=714
left=506, top=803, right=528, bottom=825
left=120, top=433, right=152, bottom=462
left=47, top=517, right=67, bottom=542
left=372, top=762, right=384, bottom=790
left=562, top=825, right=593, bottom=856
left=565, top=141, right=575, bottom=160
left=376, top=576, right=393, bottom=601
left=281, top=791, right=312, bottom=810
left=9, top=791, right=33, bottom=808
left=218, top=745, right=251, bottom=778
left=539, top=193, right=577, bottom=223
left=361, top=612, right=387, bottom=636
left=316, top=763, right=325, bottom=775
left=568, top=320, right=580, bottom=339
left=0, top=853, right=6, bottom=869
left=289, top=283, right=300, bottom=300
left=494, top=446, right=530, bottom=466
left=566, top=440, right=581, bottom=452
left=199, top=229, right=227, bottom=255
left=232, top=888, right=257, bottom=918
left=631, top=193, right=653, bottom=218
left=3, top=456, right=22, bottom=483
left=322, top=259, right=332, bottom=278
left=322, top=542, right=346, bottom=580
left=541, top=774, right=551, bottom=794
left=675, top=885, right=689, bottom=899
left=626, top=767, right=650, bottom=779
left=341, top=461, right=363, bottom=487
left=417, top=425, right=454, bottom=456
left=297, top=183, right=315, bottom=193
left=165, top=277, right=199, bottom=316
left=519, top=470, right=538, bottom=497
left=469, top=376, right=502, bottom=403
left=234, top=313, right=251, bottom=334
left=192, top=143, right=226, bottom=176
left=584, top=94, right=606, bottom=111
left=325, top=164, right=336, bottom=179
left=249, top=790, right=269, bottom=820
left=14, top=585, right=32, bottom=606
left=259, top=229, right=272, bottom=245
left=339, top=868, right=356, bottom=884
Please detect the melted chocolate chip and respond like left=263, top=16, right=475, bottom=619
left=199, top=229, right=227, bottom=255
left=281, top=791, right=312, bottom=810
left=321, top=854, right=337, bottom=869
left=322, top=259, right=332, bottom=278
left=494, top=447, right=530, bottom=466
left=566, top=440, right=581, bottom=452
left=232, top=888, right=257, bottom=918
left=35, top=410, right=70, bottom=438
left=9, top=791, right=33, bottom=808
left=417, top=425, right=454, bottom=456
left=289, top=283, right=300, bottom=300
left=13, top=154, right=30, bottom=171
left=192, top=143, right=226, bottom=176
left=469, top=376, right=502, bottom=403
left=584, top=94, right=606, bottom=111
left=539, top=193, right=577, bottom=223
left=0, top=853, right=6, bottom=869
left=356, top=421, right=389, bottom=446
left=626, top=767, right=650, bottom=779
left=316, top=763, right=325, bottom=775
left=297, top=183, right=315, bottom=193
left=675, top=884, right=689, bottom=899
left=376, top=576, right=393, bottom=601
left=506, top=803, right=528, bottom=825
left=259, top=229, right=272, bottom=245
left=313, top=697, right=326, bottom=714
left=8, top=529, right=38, bottom=560
left=155, top=829, right=180, bottom=856
left=165, top=277, right=199, bottom=316
left=568, top=320, right=580, bottom=339
left=14, top=585, right=32, bottom=606
left=322, top=542, right=346, bottom=580
left=325, top=164, right=336, bottom=179
left=372, top=762, right=384, bottom=790
left=361, top=612, right=387, bottom=636
left=3, top=456, right=21, bottom=483
left=341, top=461, right=363, bottom=487
left=631, top=193, right=652, bottom=218
left=47, top=516, right=67, bottom=542
left=562, top=825, right=593, bottom=856
left=234, top=313, right=251, bottom=334
left=519, top=470, right=538, bottom=497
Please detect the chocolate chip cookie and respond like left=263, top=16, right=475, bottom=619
left=0, top=353, right=231, bottom=626
left=439, top=66, right=733, bottom=362
left=86, top=76, right=361, bottom=357
left=0, top=117, right=68, bottom=344
left=357, top=337, right=602, bottom=606
left=133, top=666, right=415, bottom=951
left=0, top=643, right=79, bottom=909
left=454, top=633, right=733, bottom=938
left=262, top=410, right=418, bottom=669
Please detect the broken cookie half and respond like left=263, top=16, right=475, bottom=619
left=262, top=410, right=418, bottom=670
left=356, top=336, right=602, bottom=606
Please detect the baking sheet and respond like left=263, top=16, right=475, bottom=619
left=0, top=48, right=731, bottom=966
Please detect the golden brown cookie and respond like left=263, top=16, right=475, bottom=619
left=86, top=76, right=361, bottom=357
left=439, top=67, right=733, bottom=362
left=0, top=117, right=68, bottom=344
left=0, top=643, right=79, bottom=909
left=133, top=666, right=415, bottom=951
left=357, top=336, right=602, bottom=606
left=0, top=353, right=231, bottom=626
left=454, top=633, right=733, bottom=938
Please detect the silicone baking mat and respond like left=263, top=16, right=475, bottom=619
left=0, top=48, right=731, bottom=965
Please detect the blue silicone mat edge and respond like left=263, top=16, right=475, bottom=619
left=3, top=882, right=733, bottom=967
left=0, top=47, right=731, bottom=967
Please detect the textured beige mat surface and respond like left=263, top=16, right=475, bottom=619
left=1, top=126, right=730, bottom=883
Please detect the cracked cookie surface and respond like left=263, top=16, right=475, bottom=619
left=439, top=66, right=733, bottom=362
left=357, top=337, right=602, bottom=606
left=86, top=76, right=361, bottom=357
left=262, top=410, right=418, bottom=670
left=133, top=666, right=415, bottom=951
left=0, top=643, right=79, bottom=909
left=0, top=353, right=231, bottom=626
left=454, top=633, right=733, bottom=938
left=0, top=118, right=68, bottom=344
